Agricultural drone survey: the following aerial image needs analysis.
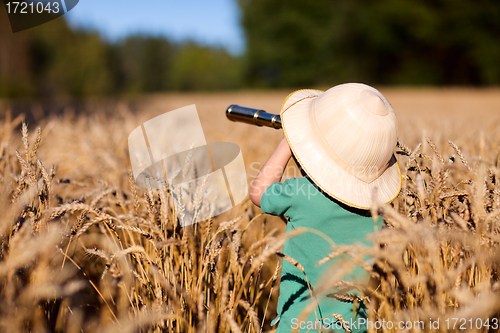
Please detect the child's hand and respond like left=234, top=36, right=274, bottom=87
left=249, top=136, right=292, bottom=207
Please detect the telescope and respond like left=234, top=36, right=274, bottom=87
left=226, top=105, right=282, bottom=129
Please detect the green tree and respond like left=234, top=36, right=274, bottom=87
left=170, top=42, right=243, bottom=91
left=42, top=30, right=113, bottom=97
left=0, top=3, right=244, bottom=99
left=117, top=36, right=173, bottom=94
left=239, top=0, right=500, bottom=86
left=0, top=3, right=114, bottom=99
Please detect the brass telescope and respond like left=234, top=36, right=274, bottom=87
left=226, top=105, right=282, bottom=129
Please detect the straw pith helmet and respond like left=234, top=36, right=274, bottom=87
left=281, top=83, right=401, bottom=209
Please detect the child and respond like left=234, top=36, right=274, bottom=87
left=249, top=83, right=401, bottom=333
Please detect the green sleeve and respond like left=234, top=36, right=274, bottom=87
left=260, top=177, right=296, bottom=217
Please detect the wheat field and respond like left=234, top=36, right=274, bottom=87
left=1, top=88, right=500, bottom=332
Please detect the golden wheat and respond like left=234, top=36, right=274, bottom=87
left=1, top=90, right=500, bottom=332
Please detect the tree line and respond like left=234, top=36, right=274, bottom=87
left=239, top=0, right=500, bottom=87
left=1, top=0, right=499, bottom=99
left=0, top=3, right=243, bottom=99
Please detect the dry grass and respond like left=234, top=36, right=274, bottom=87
left=1, top=88, right=500, bottom=332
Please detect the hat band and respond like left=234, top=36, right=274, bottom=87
left=308, top=98, right=390, bottom=184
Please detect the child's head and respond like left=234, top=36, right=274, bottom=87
left=280, top=83, right=401, bottom=209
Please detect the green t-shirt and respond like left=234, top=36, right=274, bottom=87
left=261, top=176, right=382, bottom=333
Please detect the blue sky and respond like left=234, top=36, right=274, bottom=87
left=63, top=0, right=245, bottom=54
